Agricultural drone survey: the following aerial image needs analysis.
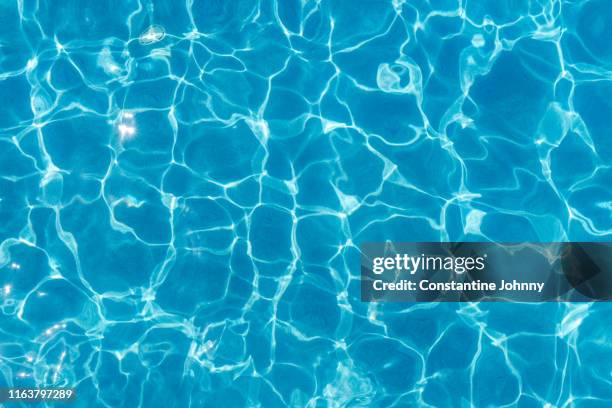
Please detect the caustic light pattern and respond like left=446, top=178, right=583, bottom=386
left=0, top=0, right=611, bottom=407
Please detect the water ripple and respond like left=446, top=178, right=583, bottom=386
left=0, top=0, right=611, bottom=407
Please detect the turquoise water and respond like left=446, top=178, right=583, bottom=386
left=0, top=0, right=611, bottom=406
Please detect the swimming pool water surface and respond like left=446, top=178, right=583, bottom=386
left=1, top=0, right=612, bottom=407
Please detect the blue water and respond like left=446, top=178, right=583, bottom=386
left=0, top=0, right=611, bottom=407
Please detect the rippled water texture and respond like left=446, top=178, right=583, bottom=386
left=1, top=0, right=612, bottom=407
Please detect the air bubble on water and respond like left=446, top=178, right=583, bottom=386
left=377, top=62, right=411, bottom=93
left=98, top=47, right=122, bottom=76
left=31, top=87, right=54, bottom=116
left=472, top=34, right=485, bottom=48
left=139, top=25, right=165, bottom=45
left=464, top=209, right=486, bottom=235
left=117, top=111, right=137, bottom=142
